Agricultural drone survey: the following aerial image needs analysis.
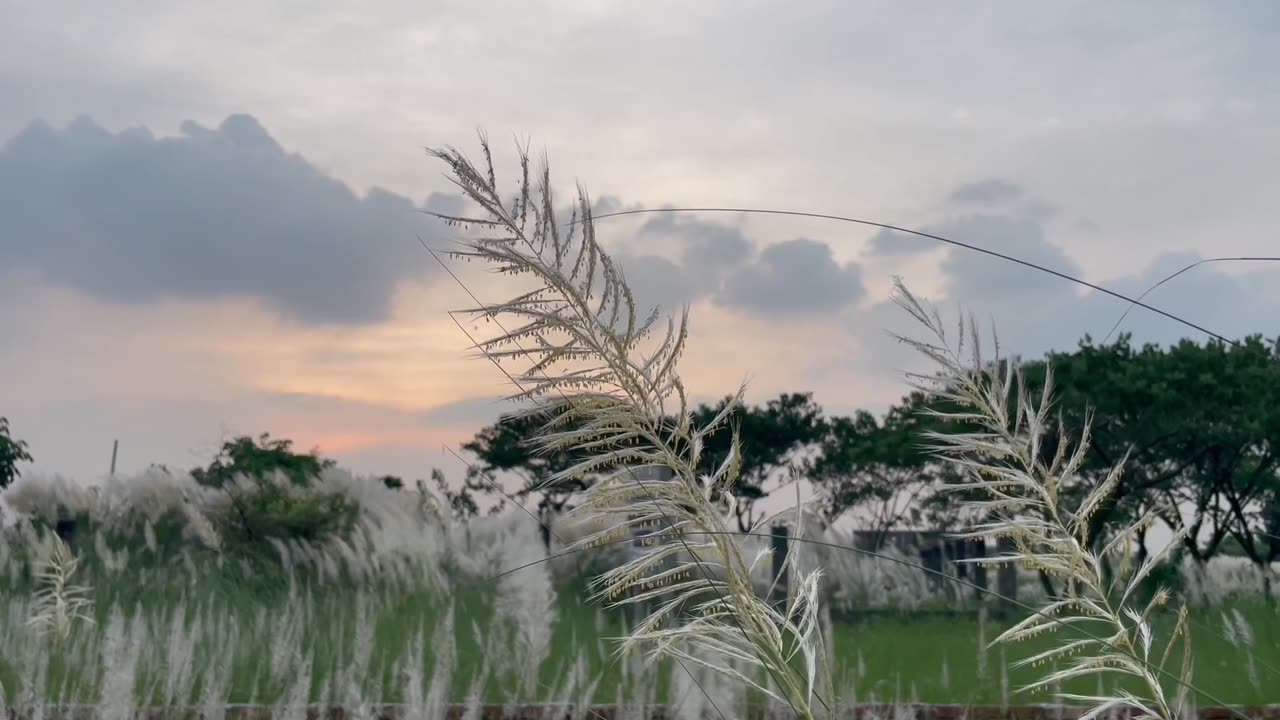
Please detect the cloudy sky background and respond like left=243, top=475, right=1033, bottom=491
left=2, top=1, right=1279, bottom=506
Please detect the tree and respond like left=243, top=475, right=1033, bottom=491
left=465, top=393, right=826, bottom=540
left=1153, top=335, right=1280, bottom=589
left=803, top=404, right=937, bottom=540
left=907, top=332, right=1280, bottom=596
left=461, top=406, right=597, bottom=550
left=1024, top=334, right=1280, bottom=570
left=380, top=471, right=480, bottom=521
left=691, top=392, right=826, bottom=532
left=423, top=468, right=481, bottom=522
left=0, top=416, right=34, bottom=489
left=190, top=432, right=356, bottom=547
left=191, top=432, right=336, bottom=489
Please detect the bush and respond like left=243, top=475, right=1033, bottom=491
left=187, top=432, right=361, bottom=552
left=209, top=470, right=361, bottom=551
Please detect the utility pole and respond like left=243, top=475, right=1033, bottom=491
left=109, top=439, right=118, bottom=477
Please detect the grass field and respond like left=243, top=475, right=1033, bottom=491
left=2, top=473, right=1277, bottom=712
left=2, top=555, right=1276, bottom=709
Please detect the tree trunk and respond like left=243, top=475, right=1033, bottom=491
left=1037, top=569, right=1059, bottom=601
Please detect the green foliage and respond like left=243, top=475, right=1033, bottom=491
left=860, top=333, right=1280, bottom=578
left=462, top=393, right=826, bottom=536
left=461, top=406, right=598, bottom=548
left=191, top=432, right=336, bottom=489
left=1007, top=334, right=1280, bottom=577
left=190, top=432, right=358, bottom=551
left=803, top=404, right=937, bottom=532
left=424, top=468, right=480, bottom=521
left=0, top=415, right=34, bottom=489
left=456, top=324, right=1280, bottom=593
left=689, top=391, right=826, bottom=531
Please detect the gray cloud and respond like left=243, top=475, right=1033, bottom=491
left=869, top=180, right=1064, bottom=258
left=848, top=247, right=1280, bottom=420
left=615, top=253, right=697, bottom=318
left=423, top=191, right=466, bottom=218
left=862, top=181, right=1091, bottom=342
left=849, top=181, right=1280, bottom=404
left=614, top=217, right=864, bottom=317
left=936, top=214, right=1082, bottom=303
left=865, top=226, right=938, bottom=256
left=638, top=213, right=754, bottom=275
left=606, top=214, right=755, bottom=318
left=1073, top=217, right=1103, bottom=233
left=717, top=238, right=865, bottom=315
left=949, top=179, right=1024, bottom=205
left=5, top=1, right=1280, bottom=487
left=419, top=395, right=526, bottom=426
left=0, top=114, right=447, bottom=326
left=610, top=219, right=865, bottom=319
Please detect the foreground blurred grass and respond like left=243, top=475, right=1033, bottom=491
left=2, top=553, right=1276, bottom=707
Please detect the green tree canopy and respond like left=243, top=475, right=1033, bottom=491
left=690, top=392, right=826, bottom=532
left=0, top=416, right=33, bottom=489
left=1017, top=334, right=1280, bottom=567
left=461, top=405, right=597, bottom=549
left=191, top=432, right=336, bottom=488
left=190, top=432, right=355, bottom=548
left=802, top=402, right=942, bottom=538
left=902, top=332, right=1280, bottom=593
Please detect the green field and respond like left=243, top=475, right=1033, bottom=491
left=2, top=557, right=1276, bottom=709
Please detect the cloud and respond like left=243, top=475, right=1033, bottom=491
left=878, top=180, right=1081, bottom=304
left=846, top=180, right=1280, bottom=402
left=865, top=226, right=939, bottom=257
left=637, top=213, right=754, bottom=275
left=0, top=114, right=448, bottom=326
left=936, top=213, right=1083, bottom=302
left=717, top=238, right=865, bottom=315
left=614, top=252, right=698, bottom=319
left=867, top=179, right=1065, bottom=258
left=419, top=394, right=528, bottom=427
left=611, top=217, right=864, bottom=318
left=846, top=249, right=1280, bottom=421
left=257, top=389, right=520, bottom=433
left=605, top=213, right=755, bottom=317
left=948, top=179, right=1024, bottom=205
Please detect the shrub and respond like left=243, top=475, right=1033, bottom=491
left=206, top=470, right=361, bottom=551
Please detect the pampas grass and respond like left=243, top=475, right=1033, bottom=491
left=413, top=133, right=1280, bottom=719
left=425, top=133, right=831, bottom=719
left=0, top=465, right=584, bottom=715
left=26, top=534, right=94, bottom=641
left=890, top=278, right=1198, bottom=720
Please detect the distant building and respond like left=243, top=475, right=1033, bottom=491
left=848, top=528, right=990, bottom=594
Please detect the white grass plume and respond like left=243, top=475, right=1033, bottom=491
left=494, top=516, right=557, bottom=700
left=26, top=533, right=95, bottom=641
left=426, top=133, right=830, bottom=719
left=890, top=278, right=1195, bottom=720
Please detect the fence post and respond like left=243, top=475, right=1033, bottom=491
left=770, top=524, right=789, bottom=609
left=626, top=465, right=677, bottom=624
left=996, top=536, right=1018, bottom=619
left=972, top=538, right=989, bottom=600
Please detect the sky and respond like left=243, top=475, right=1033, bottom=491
left=2, top=1, right=1279, bottom=516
